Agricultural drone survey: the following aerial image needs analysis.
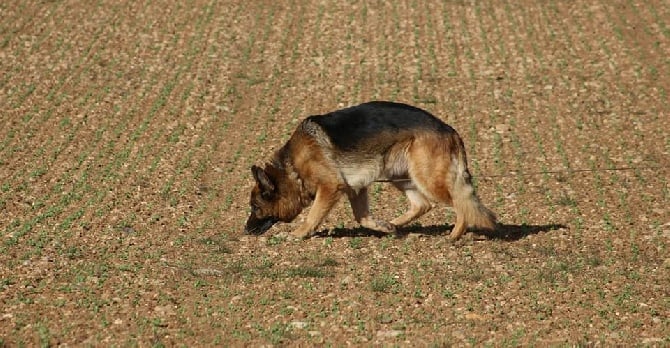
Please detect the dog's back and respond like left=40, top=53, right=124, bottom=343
left=306, top=101, right=456, bottom=153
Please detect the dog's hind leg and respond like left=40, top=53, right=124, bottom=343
left=404, top=135, right=496, bottom=240
left=448, top=209, right=468, bottom=240
left=347, top=188, right=396, bottom=234
left=292, top=185, right=341, bottom=239
left=390, top=182, right=432, bottom=227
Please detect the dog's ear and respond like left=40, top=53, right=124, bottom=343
left=251, top=165, right=275, bottom=196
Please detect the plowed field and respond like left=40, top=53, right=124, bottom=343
left=1, top=0, right=669, bottom=346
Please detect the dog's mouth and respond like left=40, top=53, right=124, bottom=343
left=244, top=216, right=278, bottom=235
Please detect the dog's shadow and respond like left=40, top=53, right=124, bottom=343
left=317, top=223, right=567, bottom=241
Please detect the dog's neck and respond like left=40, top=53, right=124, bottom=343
left=272, top=147, right=314, bottom=205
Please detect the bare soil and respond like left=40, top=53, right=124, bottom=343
left=1, top=0, right=668, bottom=346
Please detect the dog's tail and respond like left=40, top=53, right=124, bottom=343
left=450, top=144, right=497, bottom=231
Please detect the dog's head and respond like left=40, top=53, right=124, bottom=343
left=245, top=164, right=303, bottom=235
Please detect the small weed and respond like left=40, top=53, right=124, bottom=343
left=318, top=257, right=339, bottom=267
left=267, top=235, right=285, bottom=246
left=556, top=193, right=576, bottom=207
left=442, top=288, right=455, bottom=299
left=65, top=246, right=83, bottom=260
left=371, top=273, right=399, bottom=293
left=30, top=167, right=47, bottom=178
left=349, top=237, right=363, bottom=249
left=267, top=322, right=291, bottom=345
left=258, top=257, right=274, bottom=269
left=256, top=130, right=267, bottom=143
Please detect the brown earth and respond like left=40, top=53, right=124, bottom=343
left=0, top=0, right=668, bottom=346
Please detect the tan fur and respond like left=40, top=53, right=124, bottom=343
left=245, top=103, right=496, bottom=240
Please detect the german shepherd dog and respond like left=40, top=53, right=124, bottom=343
left=245, top=101, right=496, bottom=240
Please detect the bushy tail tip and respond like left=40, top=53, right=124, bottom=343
left=452, top=154, right=497, bottom=230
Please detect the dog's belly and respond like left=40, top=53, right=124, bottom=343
left=339, top=160, right=383, bottom=189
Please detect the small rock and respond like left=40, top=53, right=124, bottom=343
left=308, top=330, right=324, bottom=343
left=290, top=321, right=309, bottom=329
left=465, top=313, right=486, bottom=321
left=194, top=268, right=224, bottom=276
left=378, top=315, right=394, bottom=324
left=154, top=305, right=174, bottom=316
left=495, top=124, right=511, bottom=134
left=377, top=330, right=403, bottom=338
left=642, top=337, right=662, bottom=344
left=341, top=275, right=353, bottom=285
left=451, top=330, right=466, bottom=340
left=230, top=295, right=242, bottom=303
left=405, top=233, right=421, bottom=242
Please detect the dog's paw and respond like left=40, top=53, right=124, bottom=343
left=361, top=218, right=396, bottom=234
left=290, top=228, right=313, bottom=240
left=448, top=235, right=463, bottom=245
left=448, top=232, right=474, bottom=246
left=376, top=220, right=397, bottom=234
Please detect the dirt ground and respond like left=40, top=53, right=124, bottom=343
left=1, top=0, right=668, bottom=346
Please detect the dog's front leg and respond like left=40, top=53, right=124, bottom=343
left=347, top=188, right=396, bottom=234
left=291, top=185, right=341, bottom=239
